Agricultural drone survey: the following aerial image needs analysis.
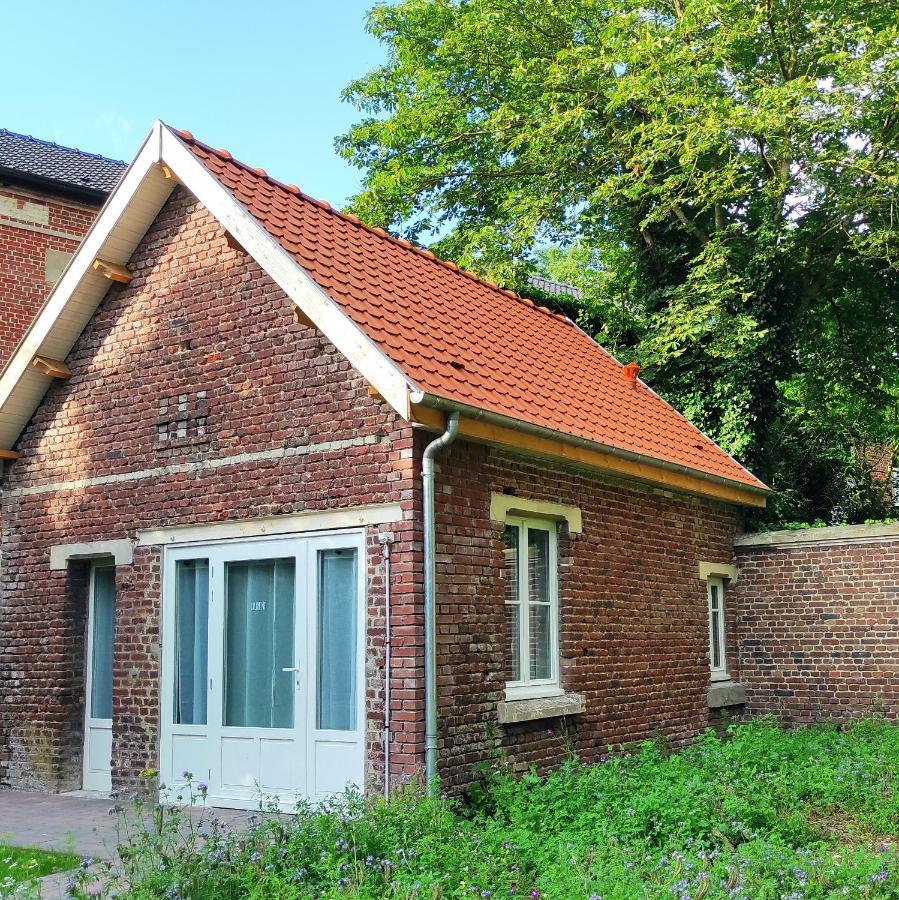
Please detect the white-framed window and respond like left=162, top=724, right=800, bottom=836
left=706, top=576, right=728, bottom=681
left=502, top=517, right=560, bottom=700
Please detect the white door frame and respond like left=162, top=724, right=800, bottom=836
left=83, top=560, right=115, bottom=793
left=159, top=528, right=367, bottom=810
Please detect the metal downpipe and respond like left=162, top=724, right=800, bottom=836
left=422, top=410, right=460, bottom=795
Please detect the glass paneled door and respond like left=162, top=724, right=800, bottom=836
left=160, top=533, right=365, bottom=810
left=83, top=563, right=115, bottom=792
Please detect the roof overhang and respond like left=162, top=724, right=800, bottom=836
left=0, top=120, right=766, bottom=509
left=0, top=166, right=112, bottom=204
left=410, top=392, right=768, bottom=508
left=0, top=122, right=416, bottom=452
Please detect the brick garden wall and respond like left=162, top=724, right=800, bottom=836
left=0, top=188, right=419, bottom=792
left=0, top=183, right=99, bottom=365
left=432, top=439, right=741, bottom=793
left=733, top=526, right=899, bottom=723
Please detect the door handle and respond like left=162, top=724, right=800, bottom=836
left=282, top=666, right=300, bottom=672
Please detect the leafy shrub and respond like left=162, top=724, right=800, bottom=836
left=73, top=720, right=899, bottom=898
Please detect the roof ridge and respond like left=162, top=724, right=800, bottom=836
left=173, top=128, right=578, bottom=330
left=0, top=127, right=126, bottom=166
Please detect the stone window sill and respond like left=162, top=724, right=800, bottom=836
left=708, top=680, right=746, bottom=709
left=497, top=692, right=585, bottom=725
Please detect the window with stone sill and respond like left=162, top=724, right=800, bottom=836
left=707, top=576, right=729, bottom=682
left=502, top=517, right=561, bottom=700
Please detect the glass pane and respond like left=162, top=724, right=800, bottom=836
left=90, top=566, right=115, bottom=720
left=503, top=525, right=519, bottom=602
left=317, top=549, right=357, bottom=731
left=709, top=584, right=723, bottom=670
left=505, top=603, right=521, bottom=681
left=174, top=560, right=209, bottom=725
left=527, top=528, right=549, bottom=604
left=711, top=607, right=722, bottom=669
left=503, top=525, right=521, bottom=681
left=224, top=558, right=295, bottom=728
left=529, top=603, right=552, bottom=680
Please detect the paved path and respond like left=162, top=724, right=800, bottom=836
left=0, top=789, right=254, bottom=897
left=0, top=790, right=116, bottom=860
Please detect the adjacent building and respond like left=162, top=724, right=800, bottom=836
left=0, top=129, right=125, bottom=365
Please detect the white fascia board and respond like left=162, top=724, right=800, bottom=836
left=159, top=127, right=416, bottom=420
left=0, top=122, right=167, bottom=410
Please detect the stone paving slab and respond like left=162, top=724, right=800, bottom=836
left=0, top=791, right=116, bottom=860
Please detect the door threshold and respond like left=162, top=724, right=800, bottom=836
left=60, top=789, right=111, bottom=800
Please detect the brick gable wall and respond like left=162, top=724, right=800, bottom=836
left=0, top=183, right=99, bottom=366
left=0, top=189, right=418, bottom=791
left=734, top=534, right=899, bottom=722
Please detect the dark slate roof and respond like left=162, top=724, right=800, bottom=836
left=0, top=128, right=126, bottom=200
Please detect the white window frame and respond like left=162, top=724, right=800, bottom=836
left=706, top=576, right=729, bottom=682
left=503, top=516, right=561, bottom=701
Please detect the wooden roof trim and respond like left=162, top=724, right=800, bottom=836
left=411, top=404, right=766, bottom=508
left=32, top=355, right=71, bottom=379
left=91, top=258, right=132, bottom=283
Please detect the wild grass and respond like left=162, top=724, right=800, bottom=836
left=73, top=719, right=899, bottom=898
left=0, top=844, right=79, bottom=895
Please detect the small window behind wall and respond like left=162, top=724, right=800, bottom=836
left=89, top=565, right=116, bottom=720
left=707, top=576, right=728, bottom=681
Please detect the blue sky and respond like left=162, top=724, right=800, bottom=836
left=1, top=0, right=387, bottom=206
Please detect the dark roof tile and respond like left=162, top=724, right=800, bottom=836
left=0, top=128, right=126, bottom=197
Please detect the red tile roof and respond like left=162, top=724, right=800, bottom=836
left=179, top=131, right=765, bottom=492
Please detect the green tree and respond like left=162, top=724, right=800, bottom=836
left=338, top=0, right=899, bottom=525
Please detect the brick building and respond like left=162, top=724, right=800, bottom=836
left=0, top=129, right=125, bottom=367
left=0, top=122, right=766, bottom=807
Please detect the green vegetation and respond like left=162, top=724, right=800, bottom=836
left=74, top=720, right=899, bottom=898
left=338, top=0, right=899, bottom=527
left=769, top=518, right=898, bottom=532
left=0, top=844, right=78, bottom=894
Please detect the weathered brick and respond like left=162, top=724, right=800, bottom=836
left=733, top=537, right=899, bottom=723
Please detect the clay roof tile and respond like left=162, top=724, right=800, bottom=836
left=175, top=129, right=765, bottom=491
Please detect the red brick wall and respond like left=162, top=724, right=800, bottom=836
left=0, top=188, right=417, bottom=791
left=0, top=182, right=745, bottom=798
left=733, top=533, right=899, bottom=723
left=0, top=183, right=99, bottom=367
left=432, top=439, right=740, bottom=793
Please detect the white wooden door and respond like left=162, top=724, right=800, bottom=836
left=160, top=531, right=365, bottom=810
left=83, top=563, right=115, bottom=793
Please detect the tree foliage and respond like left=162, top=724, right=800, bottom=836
left=338, top=0, right=899, bottom=525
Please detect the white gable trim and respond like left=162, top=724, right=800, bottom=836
left=160, top=129, right=414, bottom=419
left=0, top=122, right=415, bottom=452
left=0, top=123, right=173, bottom=449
